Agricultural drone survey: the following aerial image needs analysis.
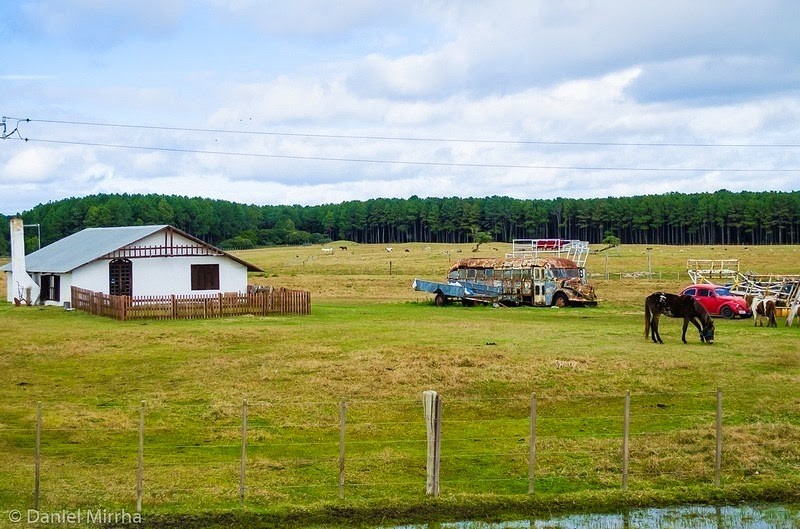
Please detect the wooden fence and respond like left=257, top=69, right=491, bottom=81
left=13, top=389, right=799, bottom=513
left=71, top=286, right=311, bottom=320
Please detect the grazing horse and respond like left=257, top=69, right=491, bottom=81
left=751, top=297, right=777, bottom=327
left=644, top=292, right=715, bottom=344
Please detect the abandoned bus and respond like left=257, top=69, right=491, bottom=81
left=445, top=256, right=597, bottom=307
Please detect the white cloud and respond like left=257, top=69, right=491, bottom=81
left=1, top=1, right=799, bottom=214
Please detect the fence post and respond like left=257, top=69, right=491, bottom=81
left=715, top=388, right=722, bottom=486
left=528, top=393, right=537, bottom=494
left=34, top=401, right=41, bottom=510
left=137, top=400, right=145, bottom=513
left=423, top=390, right=441, bottom=496
left=338, top=400, right=346, bottom=499
left=622, top=390, right=630, bottom=491
left=240, top=400, right=247, bottom=506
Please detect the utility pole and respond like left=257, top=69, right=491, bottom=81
left=23, top=223, right=42, bottom=250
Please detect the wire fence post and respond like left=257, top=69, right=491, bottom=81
left=528, top=393, right=537, bottom=494
left=137, top=400, right=145, bottom=514
left=715, top=388, right=722, bottom=486
left=240, top=399, right=247, bottom=507
left=423, top=390, right=441, bottom=496
left=622, top=390, right=630, bottom=491
left=34, top=401, right=41, bottom=510
left=339, top=400, right=347, bottom=500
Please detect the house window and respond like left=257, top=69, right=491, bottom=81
left=191, top=264, right=220, bottom=290
left=109, top=259, right=133, bottom=296
left=41, top=275, right=61, bottom=302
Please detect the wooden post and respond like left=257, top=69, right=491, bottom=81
left=389, top=260, right=393, bottom=276
left=338, top=400, right=346, bottom=499
left=528, top=393, right=537, bottom=494
left=137, top=400, right=145, bottom=513
left=240, top=400, right=247, bottom=506
left=34, top=401, right=41, bottom=510
left=715, top=388, right=722, bottom=486
left=622, top=391, right=630, bottom=491
left=423, top=390, right=441, bottom=496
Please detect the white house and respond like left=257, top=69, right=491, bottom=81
left=2, top=224, right=263, bottom=306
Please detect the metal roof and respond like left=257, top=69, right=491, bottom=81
left=1, top=225, right=263, bottom=273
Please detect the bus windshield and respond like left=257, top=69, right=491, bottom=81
left=551, top=267, right=581, bottom=279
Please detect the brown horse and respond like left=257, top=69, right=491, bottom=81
left=751, top=297, right=777, bottom=327
left=645, top=292, right=715, bottom=344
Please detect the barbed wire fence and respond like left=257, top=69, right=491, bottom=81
left=1, top=390, right=798, bottom=514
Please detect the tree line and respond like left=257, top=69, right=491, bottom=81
left=2, top=189, right=799, bottom=255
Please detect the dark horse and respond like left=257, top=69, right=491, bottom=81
left=644, top=292, right=715, bottom=344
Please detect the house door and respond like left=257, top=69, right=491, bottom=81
left=109, top=259, right=133, bottom=296
left=40, top=274, right=61, bottom=302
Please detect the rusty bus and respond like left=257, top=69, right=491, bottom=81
left=413, top=239, right=597, bottom=307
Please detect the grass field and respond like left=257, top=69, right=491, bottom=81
left=0, top=244, right=798, bottom=528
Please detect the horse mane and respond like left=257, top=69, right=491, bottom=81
left=691, top=297, right=713, bottom=327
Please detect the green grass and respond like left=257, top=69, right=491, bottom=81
left=0, top=244, right=799, bottom=527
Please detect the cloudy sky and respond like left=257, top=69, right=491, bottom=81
left=1, top=1, right=799, bottom=215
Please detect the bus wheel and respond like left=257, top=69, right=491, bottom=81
left=552, top=293, right=569, bottom=308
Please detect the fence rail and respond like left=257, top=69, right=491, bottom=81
left=1, top=390, right=798, bottom=513
left=70, top=286, right=311, bottom=320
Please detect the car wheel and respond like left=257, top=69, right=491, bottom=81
left=434, top=293, right=446, bottom=307
left=720, top=305, right=734, bottom=319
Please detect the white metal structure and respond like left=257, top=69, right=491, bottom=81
left=508, top=239, right=590, bottom=268
left=687, top=258, right=800, bottom=307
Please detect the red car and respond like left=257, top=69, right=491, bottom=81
left=680, top=284, right=752, bottom=319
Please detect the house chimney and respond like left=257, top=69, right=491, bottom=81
left=10, top=218, right=40, bottom=305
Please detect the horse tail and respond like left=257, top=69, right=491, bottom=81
left=644, top=299, right=651, bottom=339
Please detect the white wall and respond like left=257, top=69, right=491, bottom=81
left=132, top=256, right=246, bottom=296
left=71, top=256, right=247, bottom=297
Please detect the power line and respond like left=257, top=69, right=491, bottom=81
left=9, top=136, right=799, bottom=173
left=5, top=115, right=800, bottom=148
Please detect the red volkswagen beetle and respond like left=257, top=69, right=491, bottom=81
left=680, top=284, right=752, bottom=319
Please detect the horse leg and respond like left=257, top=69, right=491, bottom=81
left=653, top=314, right=663, bottom=344
left=681, top=317, right=691, bottom=344
left=688, top=316, right=703, bottom=342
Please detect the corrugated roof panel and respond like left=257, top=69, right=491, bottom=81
left=1, top=225, right=167, bottom=273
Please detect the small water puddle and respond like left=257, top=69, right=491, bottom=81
left=387, top=504, right=799, bottom=529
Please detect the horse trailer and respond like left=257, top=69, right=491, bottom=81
left=413, top=239, right=597, bottom=307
